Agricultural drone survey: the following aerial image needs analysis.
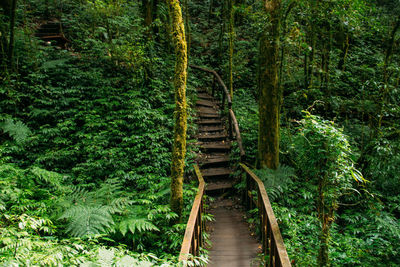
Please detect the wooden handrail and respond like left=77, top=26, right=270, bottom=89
left=240, top=163, right=291, bottom=267
left=189, top=65, right=245, bottom=160
left=190, top=65, right=232, bottom=106
left=179, top=164, right=206, bottom=262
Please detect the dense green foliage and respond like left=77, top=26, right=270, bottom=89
left=1, top=0, right=399, bottom=266
left=0, top=0, right=205, bottom=265
left=224, top=0, right=400, bottom=265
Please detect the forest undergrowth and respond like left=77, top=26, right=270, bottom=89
left=1, top=0, right=399, bottom=266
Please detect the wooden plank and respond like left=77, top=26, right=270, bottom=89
left=206, top=181, right=234, bottom=191
left=198, top=113, right=220, bottom=118
left=196, top=99, right=215, bottom=107
left=201, top=155, right=230, bottom=165
left=197, top=119, right=222, bottom=125
left=197, top=107, right=219, bottom=114
left=198, top=93, right=214, bottom=100
left=200, top=142, right=231, bottom=151
left=197, top=133, right=227, bottom=141
left=198, top=126, right=224, bottom=132
left=201, top=167, right=231, bottom=177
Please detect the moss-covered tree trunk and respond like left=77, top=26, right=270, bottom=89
left=257, top=0, right=281, bottom=170
left=167, top=0, right=187, bottom=220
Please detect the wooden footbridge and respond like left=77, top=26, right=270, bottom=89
left=179, top=66, right=291, bottom=266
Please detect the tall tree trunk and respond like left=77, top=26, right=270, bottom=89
left=218, top=0, right=227, bottom=68
left=377, top=16, right=400, bottom=132
left=143, top=0, right=153, bottom=27
left=228, top=0, right=234, bottom=98
left=317, top=172, right=334, bottom=267
left=257, top=0, right=281, bottom=170
left=167, top=0, right=188, bottom=220
left=305, top=0, right=319, bottom=89
left=337, top=34, right=349, bottom=71
left=7, top=0, right=17, bottom=71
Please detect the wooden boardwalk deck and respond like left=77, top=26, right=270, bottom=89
left=207, top=199, right=261, bottom=267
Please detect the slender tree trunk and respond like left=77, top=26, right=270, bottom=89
left=7, top=0, right=17, bottom=71
left=143, top=0, right=153, bottom=27
left=218, top=0, right=227, bottom=68
left=337, top=34, right=349, bottom=71
left=317, top=175, right=333, bottom=267
left=228, top=0, right=234, bottom=98
left=208, top=0, right=213, bottom=24
left=167, top=0, right=188, bottom=220
left=257, top=0, right=281, bottom=170
left=305, top=0, right=319, bottom=89
left=377, top=16, right=400, bottom=132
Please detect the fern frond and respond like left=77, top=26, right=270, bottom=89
left=254, top=165, right=296, bottom=202
left=29, top=167, right=64, bottom=191
left=107, top=197, right=133, bottom=214
left=1, top=118, right=31, bottom=144
left=60, top=205, right=114, bottom=237
left=119, top=218, right=159, bottom=236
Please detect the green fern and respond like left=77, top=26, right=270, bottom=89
left=1, top=118, right=31, bottom=144
left=254, top=165, right=296, bottom=202
left=60, top=204, right=114, bottom=237
left=119, top=218, right=159, bottom=236
left=57, top=180, right=134, bottom=237
left=29, top=166, right=64, bottom=191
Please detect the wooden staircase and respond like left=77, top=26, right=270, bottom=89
left=179, top=65, right=291, bottom=267
left=35, top=21, right=68, bottom=48
left=196, top=88, right=233, bottom=191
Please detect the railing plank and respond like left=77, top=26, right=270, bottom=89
left=179, top=164, right=205, bottom=261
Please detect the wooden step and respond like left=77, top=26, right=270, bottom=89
left=201, top=155, right=230, bottom=166
left=198, top=113, right=220, bottom=119
left=202, top=168, right=232, bottom=178
left=197, top=119, right=222, bottom=125
left=196, top=99, right=215, bottom=107
left=197, top=107, right=219, bottom=114
left=198, top=93, right=214, bottom=100
left=206, top=181, right=234, bottom=191
left=199, top=126, right=224, bottom=132
left=197, top=133, right=227, bottom=141
left=201, top=142, right=231, bottom=152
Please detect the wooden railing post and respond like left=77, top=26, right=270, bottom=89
left=212, top=75, right=216, bottom=97
left=228, top=109, right=233, bottom=139
left=222, top=90, right=226, bottom=110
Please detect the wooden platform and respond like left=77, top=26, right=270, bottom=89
left=207, top=199, right=261, bottom=267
